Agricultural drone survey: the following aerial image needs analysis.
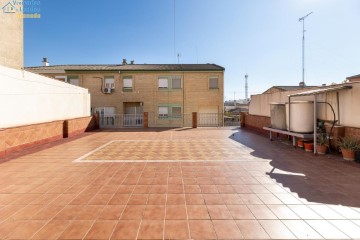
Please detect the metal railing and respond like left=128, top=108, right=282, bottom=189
left=100, top=114, right=143, bottom=128
left=198, top=113, right=224, bottom=127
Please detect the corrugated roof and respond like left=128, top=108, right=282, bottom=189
left=288, top=84, right=352, bottom=97
left=263, top=86, right=317, bottom=93
left=347, top=74, right=360, bottom=79
left=25, top=64, right=225, bottom=72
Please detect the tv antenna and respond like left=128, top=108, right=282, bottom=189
left=299, top=11, right=313, bottom=86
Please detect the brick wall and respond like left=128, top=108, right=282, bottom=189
left=345, top=127, right=360, bottom=139
left=65, top=116, right=97, bottom=138
left=242, top=113, right=271, bottom=134
left=0, top=116, right=97, bottom=157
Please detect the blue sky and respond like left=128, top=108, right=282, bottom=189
left=24, top=0, right=360, bottom=100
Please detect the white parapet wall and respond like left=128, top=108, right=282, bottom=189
left=0, top=65, right=91, bottom=128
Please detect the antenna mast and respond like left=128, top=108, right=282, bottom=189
left=299, top=12, right=313, bottom=86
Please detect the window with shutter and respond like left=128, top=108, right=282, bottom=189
left=209, top=77, right=219, bottom=89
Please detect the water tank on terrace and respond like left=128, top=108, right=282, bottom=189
left=285, top=101, right=314, bottom=133
left=270, top=103, right=287, bottom=130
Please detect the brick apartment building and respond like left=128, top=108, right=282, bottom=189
left=27, top=61, right=225, bottom=127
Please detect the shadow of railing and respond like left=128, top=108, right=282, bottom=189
left=230, top=128, right=360, bottom=208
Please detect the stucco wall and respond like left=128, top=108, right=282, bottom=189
left=0, top=0, right=23, bottom=69
left=249, top=83, right=360, bottom=128
left=0, top=65, right=91, bottom=128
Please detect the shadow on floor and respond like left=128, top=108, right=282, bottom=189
left=231, top=128, right=360, bottom=208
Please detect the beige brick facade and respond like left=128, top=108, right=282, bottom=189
left=0, top=0, right=23, bottom=69
left=39, top=69, right=224, bottom=127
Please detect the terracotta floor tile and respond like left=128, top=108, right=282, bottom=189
left=282, top=220, right=323, bottom=239
left=203, top=194, right=225, bottom=205
left=29, top=193, right=60, bottom=205
left=98, top=205, right=125, bottom=220
left=133, top=185, right=151, bottom=194
left=221, top=194, right=243, bottom=204
left=108, top=194, right=131, bottom=205
left=257, top=193, right=283, bottom=204
left=267, top=205, right=300, bottom=219
left=188, top=220, right=216, bottom=239
left=200, top=185, right=218, bottom=193
left=247, top=205, right=277, bottom=219
left=239, top=193, right=263, bottom=204
left=216, top=185, right=236, bottom=194
left=50, top=194, right=77, bottom=206
left=0, top=204, right=25, bottom=221
left=75, top=205, right=104, bottom=220
left=227, top=205, right=255, bottom=219
left=306, top=220, right=350, bottom=239
left=166, top=205, right=187, bottom=219
left=329, top=205, right=360, bottom=219
left=166, top=194, right=185, bottom=205
left=143, top=205, right=165, bottom=220
left=329, top=220, right=360, bottom=239
left=0, top=219, right=24, bottom=239
left=32, top=205, right=64, bottom=220
left=258, top=220, right=296, bottom=239
left=167, top=185, right=184, bottom=194
left=84, top=220, right=117, bottom=239
left=59, top=220, right=93, bottom=240
left=165, top=220, right=190, bottom=239
left=10, top=204, right=44, bottom=220
left=308, top=205, right=345, bottom=219
left=187, top=205, right=210, bottom=219
left=32, top=220, right=70, bottom=239
left=147, top=194, right=166, bottom=205
left=236, top=220, right=270, bottom=239
left=137, top=220, right=164, bottom=239
left=128, top=194, right=149, bottom=205
left=207, top=205, right=232, bottom=219
left=149, top=185, right=167, bottom=194
left=54, top=205, right=84, bottom=220
left=184, top=185, right=201, bottom=194
left=7, top=220, right=47, bottom=239
left=212, top=220, right=243, bottom=239
left=287, top=205, right=323, bottom=219
left=121, top=205, right=146, bottom=219
left=185, top=194, right=205, bottom=205
left=111, top=220, right=141, bottom=239
left=88, top=193, right=113, bottom=205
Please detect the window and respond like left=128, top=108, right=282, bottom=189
left=158, top=106, right=169, bottom=118
left=172, top=106, right=182, bottom=118
left=68, top=76, right=79, bottom=86
left=158, top=106, right=182, bottom=119
left=158, top=76, right=182, bottom=90
left=104, top=76, right=115, bottom=89
left=209, top=77, right=219, bottom=89
left=123, top=76, right=133, bottom=90
left=158, top=78, right=168, bottom=89
left=55, top=76, right=67, bottom=82
left=172, top=77, right=182, bottom=89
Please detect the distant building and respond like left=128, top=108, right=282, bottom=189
left=347, top=74, right=360, bottom=83
left=27, top=62, right=225, bottom=127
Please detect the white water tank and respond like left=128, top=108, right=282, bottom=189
left=270, top=103, right=286, bottom=130
left=286, top=101, right=314, bottom=133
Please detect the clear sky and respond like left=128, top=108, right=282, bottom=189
left=24, top=0, right=360, bottom=100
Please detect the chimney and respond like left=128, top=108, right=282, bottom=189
left=130, top=60, right=134, bottom=64
left=42, top=57, right=49, bottom=66
left=299, top=81, right=305, bottom=87
left=122, top=59, right=127, bottom=65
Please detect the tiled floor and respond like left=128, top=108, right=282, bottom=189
left=0, top=127, right=360, bottom=239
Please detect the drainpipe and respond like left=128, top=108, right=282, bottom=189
left=313, top=94, right=317, bottom=154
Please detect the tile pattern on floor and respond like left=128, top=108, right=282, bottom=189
left=79, top=139, right=254, bottom=162
left=0, top=128, right=359, bottom=239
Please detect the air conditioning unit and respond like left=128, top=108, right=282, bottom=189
left=104, top=88, right=112, bottom=94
